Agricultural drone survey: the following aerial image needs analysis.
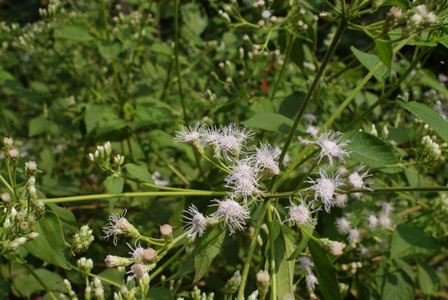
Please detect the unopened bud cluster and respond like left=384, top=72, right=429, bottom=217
left=72, top=225, right=95, bottom=254
left=420, top=135, right=443, bottom=165
left=0, top=137, right=43, bottom=255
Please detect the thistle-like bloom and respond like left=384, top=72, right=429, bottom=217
left=347, top=165, right=373, bottom=191
left=335, top=217, right=351, bottom=234
left=173, top=121, right=204, bottom=145
left=311, top=130, right=350, bottom=166
left=284, top=197, right=320, bottom=228
left=366, top=214, right=378, bottom=228
left=202, top=125, right=222, bottom=146
left=182, top=205, right=207, bottom=240
left=347, top=228, right=361, bottom=244
left=127, top=263, right=150, bottom=280
left=210, top=198, right=250, bottom=234
left=306, top=169, right=345, bottom=213
left=253, top=143, right=280, bottom=175
left=103, top=210, right=140, bottom=245
left=214, top=124, right=254, bottom=160
left=225, top=159, right=262, bottom=201
left=299, top=256, right=314, bottom=272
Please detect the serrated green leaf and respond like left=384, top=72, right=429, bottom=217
left=390, top=224, right=438, bottom=260
left=243, top=113, right=304, bottom=135
left=309, top=239, right=342, bottom=300
left=54, top=25, right=93, bottom=42
left=398, top=100, right=448, bottom=143
left=417, top=260, right=439, bottom=295
left=381, top=269, right=414, bottom=300
left=376, top=36, right=393, bottom=69
left=13, top=268, right=67, bottom=297
left=407, top=35, right=437, bottom=47
left=125, top=163, right=154, bottom=184
left=24, top=211, right=71, bottom=269
left=193, top=226, right=226, bottom=282
left=342, top=131, right=401, bottom=173
left=351, top=46, right=387, bottom=82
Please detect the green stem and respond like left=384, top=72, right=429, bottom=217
left=72, top=265, right=121, bottom=288
left=274, top=36, right=412, bottom=192
left=344, top=45, right=428, bottom=131
left=275, top=18, right=347, bottom=171
left=23, top=264, right=57, bottom=300
left=267, top=201, right=277, bottom=300
left=149, top=242, right=188, bottom=280
left=237, top=201, right=269, bottom=300
left=0, top=174, right=14, bottom=194
left=40, top=191, right=228, bottom=204
left=270, top=34, right=295, bottom=102
left=174, top=0, right=188, bottom=123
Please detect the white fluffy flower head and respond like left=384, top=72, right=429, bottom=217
left=306, top=169, right=345, bottom=213
left=253, top=143, right=280, bottom=175
left=284, top=196, right=319, bottom=228
left=173, top=122, right=204, bottom=144
left=347, top=165, right=373, bottom=191
left=182, top=205, right=207, bottom=240
left=312, top=130, right=350, bottom=166
left=335, top=217, right=351, bottom=234
left=210, top=198, right=250, bottom=234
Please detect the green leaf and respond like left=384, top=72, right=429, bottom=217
left=277, top=92, right=306, bottom=119
left=47, top=203, right=78, bottom=233
left=394, top=259, right=415, bottom=283
left=376, top=35, right=393, bottom=69
left=381, top=0, right=411, bottom=8
left=342, top=131, right=401, bottom=173
left=96, top=112, right=128, bottom=136
left=351, top=46, right=387, bottom=82
left=147, top=287, right=172, bottom=300
left=181, top=3, right=208, bottom=36
left=381, top=269, right=414, bottom=300
left=24, top=211, right=71, bottom=269
left=287, top=225, right=313, bottom=261
left=390, top=224, right=438, bottom=260
left=0, top=275, right=10, bottom=299
left=104, top=176, right=124, bottom=194
left=54, top=25, right=93, bottom=42
left=308, top=239, right=342, bottom=300
left=28, top=115, right=58, bottom=137
left=193, top=226, right=226, bottom=282
left=149, top=43, right=173, bottom=56
left=295, top=0, right=324, bottom=12
left=125, top=163, right=154, bottom=184
left=417, top=260, right=439, bottom=295
left=407, top=35, right=437, bottom=47
left=243, top=113, right=304, bottom=135
left=273, top=222, right=296, bottom=299
left=98, top=39, right=122, bottom=61
left=13, top=268, right=66, bottom=297
left=133, top=97, right=175, bottom=128
left=439, top=33, right=448, bottom=49
left=398, top=100, right=448, bottom=143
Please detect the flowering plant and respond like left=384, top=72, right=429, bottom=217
left=1, top=0, right=448, bottom=299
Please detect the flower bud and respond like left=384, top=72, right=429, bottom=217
left=105, top=255, right=132, bottom=268
left=256, top=270, right=270, bottom=299
left=1, top=193, right=11, bottom=202
left=72, top=225, right=95, bottom=254
left=223, top=270, right=241, bottom=295
left=318, top=238, right=345, bottom=256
